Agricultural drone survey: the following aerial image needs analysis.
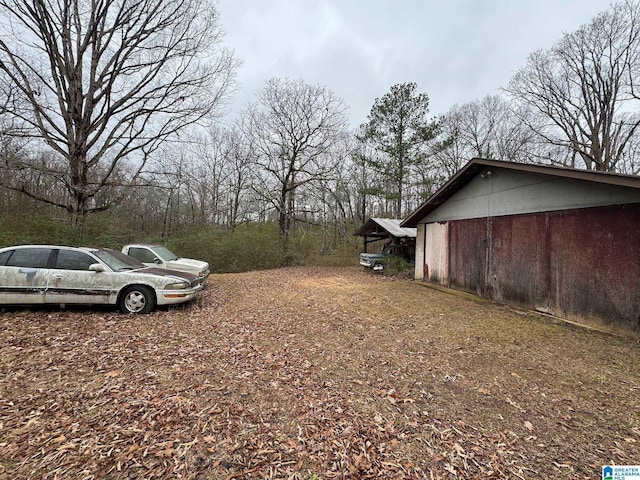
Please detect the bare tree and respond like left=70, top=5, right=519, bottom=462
left=222, top=125, right=258, bottom=230
left=177, top=130, right=230, bottom=226
left=244, top=78, right=349, bottom=263
left=0, top=0, right=238, bottom=237
left=506, top=0, right=640, bottom=172
left=435, top=95, right=537, bottom=175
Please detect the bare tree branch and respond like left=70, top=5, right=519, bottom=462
left=0, top=0, right=238, bottom=235
left=506, top=1, right=640, bottom=172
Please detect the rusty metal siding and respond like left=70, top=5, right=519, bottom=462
left=449, top=218, right=487, bottom=296
left=548, top=204, right=640, bottom=329
left=424, top=222, right=449, bottom=285
left=488, top=213, right=550, bottom=309
left=444, top=203, right=640, bottom=330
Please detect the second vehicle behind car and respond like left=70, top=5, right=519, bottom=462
left=122, top=244, right=209, bottom=282
left=0, top=245, right=202, bottom=314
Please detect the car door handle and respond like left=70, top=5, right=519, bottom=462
left=52, top=274, right=64, bottom=279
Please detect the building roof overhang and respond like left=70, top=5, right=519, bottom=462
left=401, top=158, right=640, bottom=228
left=355, top=217, right=417, bottom=239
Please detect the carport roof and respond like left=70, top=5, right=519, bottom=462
left=400, top=158, right=640, bottom=228
left=355, top=217, right=417, bottom=238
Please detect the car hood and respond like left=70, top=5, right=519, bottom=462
left=165, top=258, right=209, bottom=271
left=137, top=267, right=199, bottom=284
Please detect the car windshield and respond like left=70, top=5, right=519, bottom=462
left=93, top=248, right=145, bottom=271
left=153, top=246, right=179, bottom=261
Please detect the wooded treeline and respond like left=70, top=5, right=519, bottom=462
left=1, top=0, right=640, bottom=267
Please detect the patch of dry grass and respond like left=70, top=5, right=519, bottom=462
left=1, top=266, right=639, bottom=479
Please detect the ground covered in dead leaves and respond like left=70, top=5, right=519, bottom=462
left=1, top=266, right=639, bottom=479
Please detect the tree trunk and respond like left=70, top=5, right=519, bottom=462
left=70, top=196, right=87, bottom=242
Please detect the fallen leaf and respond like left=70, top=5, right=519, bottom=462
left=155, top=448, right=175, bottom=458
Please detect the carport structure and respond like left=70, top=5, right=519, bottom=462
left=355, top=217, right=417, bottom=262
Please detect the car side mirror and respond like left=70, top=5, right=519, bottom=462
left=153, top=257, right=162, bottom=264
left=89, top=263, right=105, bottom=272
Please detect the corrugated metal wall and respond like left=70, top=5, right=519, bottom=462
left=437, top=203, right=640, bottom=330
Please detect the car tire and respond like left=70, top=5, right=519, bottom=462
left=119, top=285, right=156, bottom=314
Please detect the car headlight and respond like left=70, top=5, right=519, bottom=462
left=165, top=281, right=189, bottom=290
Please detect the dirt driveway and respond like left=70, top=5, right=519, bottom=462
left=1, top=267, right=639, bottom=479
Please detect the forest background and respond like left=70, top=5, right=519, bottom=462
left=1, top=0, right=640, bottom=272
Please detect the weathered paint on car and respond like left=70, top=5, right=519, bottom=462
left=0, top=245, right=202, bottom=313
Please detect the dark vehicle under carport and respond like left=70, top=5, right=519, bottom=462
left=355, top=217, right=416, bottom=270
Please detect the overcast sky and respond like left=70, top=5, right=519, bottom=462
left=217, top=0, right=611, bottom=127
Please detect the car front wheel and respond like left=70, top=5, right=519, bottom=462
left=119, top=286, right=156, bottom=314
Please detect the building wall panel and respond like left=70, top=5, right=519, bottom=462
left=489, top=213, right=550, bottom=309
left=548, top=204, right=640, bottom=329
left=414, top=224, right=425, bottom=281
left=449, top=218, right=487, bottom=296
left=422, top=167, right=640, bottom=223
left=442, top=204, right=640, bottom=331
left=424, top=222, right=449, bottom=285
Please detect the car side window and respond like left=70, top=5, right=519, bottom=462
left=54, top=250, right=96, bottom=271
left=0, top=250, right=12, bottom=266
left=5, top=248, right=51, bottom=268
left=128, top=247, right=156, bottom=263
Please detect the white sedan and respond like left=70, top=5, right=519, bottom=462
left=122, top=244, right=210, bottom=281
left=0, top=245, right=202, bottom=313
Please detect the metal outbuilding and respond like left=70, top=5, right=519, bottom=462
left=401, top=158, right=640, bottom=332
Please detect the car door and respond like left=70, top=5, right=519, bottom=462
left=45, top=249, right=114, bottom=305
left=0, top=247, right=52, bottom=304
